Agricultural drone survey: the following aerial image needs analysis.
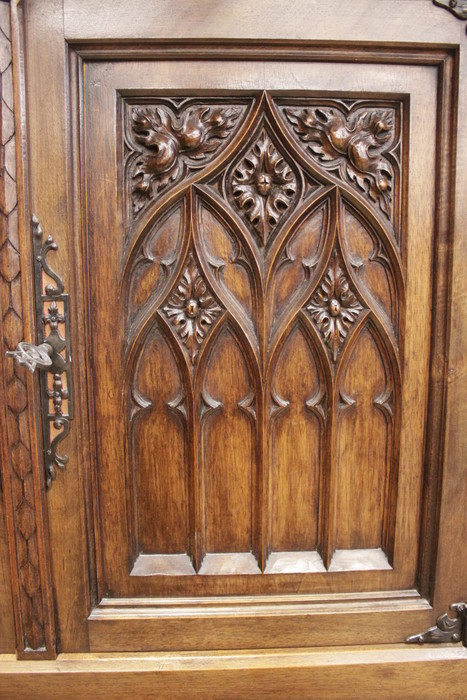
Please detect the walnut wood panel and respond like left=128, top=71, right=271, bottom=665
left=77, top=41, right=448, bottom=611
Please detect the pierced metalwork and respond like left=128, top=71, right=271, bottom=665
left=406, top=602, right=466, bottom=646
left=7, top=215, right=73, bottom=488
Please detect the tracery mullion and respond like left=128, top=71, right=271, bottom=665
left=193, top=186, right=263, bottom=368
left=123, top=192, right=192, bottom=360
left=194, top=184, right=263, bottom=290
left=155, top=310, right=202, bottom=570
left=265, top=187, right=338, bottom=360
left=336, top=194, right=405, bottom=349
left=301, top=188, right=402, bottom=370
left=156, top=242, right=227, bottom=570
left=193, top=188, right=268, bottom=569
left=265, top=185, right=334, bottom=278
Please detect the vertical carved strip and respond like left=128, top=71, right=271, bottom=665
left=0, top=3, right=55, bottom=657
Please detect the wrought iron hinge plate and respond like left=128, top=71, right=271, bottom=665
left=406, top=602, right=467, bottom=645
left=32, top=215, right=73, bottom=488
left=433, top=0, right=467, bottom=32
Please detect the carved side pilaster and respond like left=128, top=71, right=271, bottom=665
left=0, top=2, right=56, bottom=658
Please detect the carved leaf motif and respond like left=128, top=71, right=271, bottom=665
left=305, top=251, right=364, bottom=362
left=285, top=106, right=395, bottom=218
left=130, top=105, right=242, bottom=215
left=162, top=254, right=224, bottom=363
left=231, top=130, right=298, bottom=245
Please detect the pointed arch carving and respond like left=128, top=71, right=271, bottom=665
left=119, top=91, right=406, bottom=575
left=195, top=319, right=262, bottom=568
left=127, top=321, right=193, bottom=563
left=334, top=317, right=401, bottom=560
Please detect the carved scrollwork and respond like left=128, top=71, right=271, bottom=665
left=231, top=130, right=298, bottom=245
left=161, top=253, right=224, bottom=363
left=128, top=104, right=243, bottom=216
left=284, top=106, right=396, bottom=219
left=305, top=251, right=365, bottom=362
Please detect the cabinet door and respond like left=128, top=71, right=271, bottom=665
left=2, top=0, right=466, bottom=666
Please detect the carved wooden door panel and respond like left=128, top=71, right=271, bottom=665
left=93, top=92, right=407, bottom=590
left=3, top=1, right=466, bottom=676
left=74, top=55, right=451, bottom=650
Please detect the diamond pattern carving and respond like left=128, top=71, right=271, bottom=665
left=3, top=307, right=22, bottom=350
left=11, top=441, right=32, bottom=479
left=231, top=130, right=298, bottom=245
left=305, top=251, right=364, bottom=362
left=0, top=239, right=20, bottom=281
left=162, top=253, right=224, bottom=363
left=20, top=560, right=40, bottom=598
left=16, top=502, right=36, bottom=540
left=7, top=376, right=27, bottom=414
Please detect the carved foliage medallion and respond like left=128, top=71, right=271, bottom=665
left=128, top=104, right=243, bottom=216
left=162, top=253, right=224, bottom=363
left=230, top=130, right=298, bottom=245
left=284, top=105, right=396, bottom=219
left=305, top=251, right=364, bottom=362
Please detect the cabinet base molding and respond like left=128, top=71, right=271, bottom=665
left=0, top=647, right=466, bottom=699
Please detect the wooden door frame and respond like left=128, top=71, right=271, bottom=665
left=1, top=0, right=466, bottom=693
